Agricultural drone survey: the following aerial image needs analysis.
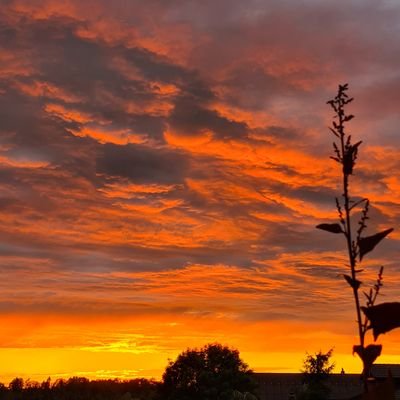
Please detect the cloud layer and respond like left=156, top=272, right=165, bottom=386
left=1, top=0, right=400, bottom=381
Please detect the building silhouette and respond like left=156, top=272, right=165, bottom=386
left=254, top=364, right=400, bottom=400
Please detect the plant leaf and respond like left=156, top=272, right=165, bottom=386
left=358, top=228, right=393, bottom=261
left=344, top=114, right=354, bottom=122
left=342, top=274, right=362, bottom=290
left=353, top=344, right=382, bottom=375
left=362, top=302, right=400, bottom=340
left=316, top=223, right=343, bottom=234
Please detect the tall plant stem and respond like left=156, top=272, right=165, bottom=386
left=341, top=133, right=368, bottom=392
left=336, top=92, right=364, bottom=349
left=343, top=172, right=364, bottom=348
left=322, top=84, right=394, bottom=393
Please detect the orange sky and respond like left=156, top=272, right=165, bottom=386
left=1, top=0, right=400, bottom=384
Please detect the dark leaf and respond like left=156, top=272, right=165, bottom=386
left=362, top=302, right=400, bottom=340
left=316, top=223, right=343, bottom=234
left=353, top=344, right=382, bottom=375
left=358, top=228, right=393, bottom=261
left=343, top=274, right=362, bottom=290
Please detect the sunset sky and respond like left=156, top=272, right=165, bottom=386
left=1, top=0, right=400, bottom=383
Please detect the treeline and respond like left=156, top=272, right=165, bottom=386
left=0, top=377, right=159, bottom=400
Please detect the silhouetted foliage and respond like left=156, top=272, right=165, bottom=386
left=160, top=343, right=257, bottom=400
left=319, top=84, right=399, bottom=389
left=361, top=302, right=400, bottom=340
left=302, top=349, right=335, bottom=383
left=9, top=378, right=24, bottom=392
left=298, top=349, right=334, bottom=400
left=0, top=376, right=159, bottom=400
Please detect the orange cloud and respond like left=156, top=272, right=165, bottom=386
left=17, top=81, right=81, bottom=103
left=1, top=0, right=400, bottom=385
left=45, top=103, right=93, bottom=124
left=69, top=126, right=145, bottom=145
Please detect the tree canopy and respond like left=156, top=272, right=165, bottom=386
left=160, top=343, right=257, bottom=400
left=299, top=349, right=335, bottom=400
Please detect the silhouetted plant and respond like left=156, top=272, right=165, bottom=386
left=9, top=377, right=24, bottom=392
left=160, top=343, right=257, bottom=400
left=299, top=349, right=334, bottom=400
left=318, top=84, right=400, bottom=389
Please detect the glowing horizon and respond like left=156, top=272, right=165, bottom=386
left=1, top=0, right=400, bottom=385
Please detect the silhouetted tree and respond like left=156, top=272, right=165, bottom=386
left=298, top=349, right=334, bottom=400
left=9, top=378, right=24, bottom=392
left=160, top=343, right=257, bottom=400
left=9, top=377, right=24, bottom=400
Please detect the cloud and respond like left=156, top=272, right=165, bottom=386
left=96, top=143, right=189, bottom=184
left=1, top=0, right=400, bottom=380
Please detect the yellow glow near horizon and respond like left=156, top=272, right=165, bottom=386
left=1, top=346, right=400, bottom=385
left=1, top=311, right=400, bottom=384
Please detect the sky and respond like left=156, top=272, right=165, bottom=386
left=1, top=0, right=400, bottom=383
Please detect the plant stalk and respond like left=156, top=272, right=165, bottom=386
left=343, top=172, right=364, bottom=348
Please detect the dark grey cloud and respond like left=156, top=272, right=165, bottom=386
left=97, top=143, right=189, bottom=184
left=220, top=64, right=290, bottom=111
left=168, top=95, right=249, bottom=139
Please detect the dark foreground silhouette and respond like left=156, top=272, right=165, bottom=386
left=0, top=377, right=160, bottom=400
